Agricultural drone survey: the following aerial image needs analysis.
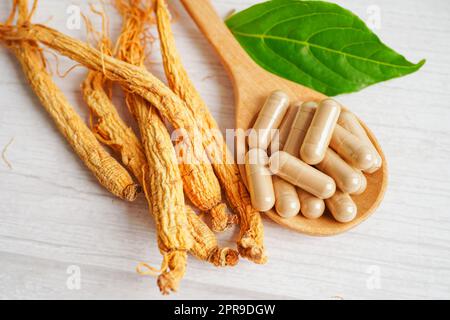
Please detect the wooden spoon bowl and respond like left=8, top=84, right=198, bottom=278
left=181, top=0, right=388, bottom=236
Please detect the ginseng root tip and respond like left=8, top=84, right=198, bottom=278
left=156, top=251, right=187, bottom=295
left=209, top=247, right=239, bottom=267
left=223, top=248, right=240, bottom=267
left=210, top=203, right=235, bottom=232
left=157, top=272, right=178, bottom=295
left=123, top=183, right=140, bottom=201
left=238, top=235, right=267, bottom=265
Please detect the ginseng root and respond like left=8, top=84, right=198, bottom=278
left=154, top=0, right=237, bottom=233
left=81, top=15, right=146, bottom=183
left=113, top=0, right=228, bottom=225
left=5, top=0, right=138, bottom=202
left=84, top=67, right=237, bottom=268
left=79, top=4, right=238, bottom=271
left=0, top=25, right=224, bottom=214
left=186, top=206, right=238, bottom=266
left=110, top=0, right=232, bottom=292
left=135, top=94, right=194, bottom=294
left=0, top=12, right=263, bottom=261
left=155, top=0, right=266, bottom=262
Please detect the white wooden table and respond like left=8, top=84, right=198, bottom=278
left=1, top=0, right=449, bottom=300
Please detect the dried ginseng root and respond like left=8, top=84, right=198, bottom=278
left=110, top=1, right=235, bottom=292
left=186, top=206, right=238, bottom=267
left=85, top=81, right=238, bottom=269
left=0, top=26, right=212, bottom=192
left=138, top=208, right=239, bottom=285
left=80, top=9, right=238, bottom=268
left=81, top=16, right=145, bottom=182
left=0, top=7, right=264, bottom=261
left=85, top=70, right=238, bottom=268
left=4, top=0, right=138, bottom=202
left=113, top=0, right=229, bottom=230
left=133, top=94, right=193, bottom=295
left=155, top=0, right=266, bottom=262
left=0, top=22, right=228, bottom=226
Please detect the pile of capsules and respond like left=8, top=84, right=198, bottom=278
left=244, top=91, right=382, bottom=223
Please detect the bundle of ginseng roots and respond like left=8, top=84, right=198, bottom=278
left=0, top=0, right=266, bottom=294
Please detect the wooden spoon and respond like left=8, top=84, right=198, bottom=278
left=181, top=0, right=388, bottom=236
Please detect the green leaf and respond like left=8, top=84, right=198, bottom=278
left=226, top=0, right=425, bottom=96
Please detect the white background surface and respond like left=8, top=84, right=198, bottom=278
left=0, top=0, right=449, bottom=300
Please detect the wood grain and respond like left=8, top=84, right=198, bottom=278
left=0, top=0, right=450, bottom=299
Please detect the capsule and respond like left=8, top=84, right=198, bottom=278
left=338, top=110, right=382, bottom=173
left=248, top=90, right=290, bottom=150
left=297, top=188, right=325, bottom=219
left=273, top=176, right=301, bottom=218
left=269, top=151, right=336, bottom=199
left=325, top=191, right=357, bottom=223
left=316, top=149, right=363, bottom=194
left=300, top=99, right=341, bottom=165
left=353, top=172, right=367, bottom=195
left=330, top=125, right=375, bottom=170
left=270, top=102, right=302, bottom=153
left=245, top=149, right=275, bottom=212
left=283, top=101, right=317, bottom=156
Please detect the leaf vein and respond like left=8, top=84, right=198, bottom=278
left=233, top=31, right=418, bottom=70
left=339, top=41, right=379, bottom=51
left=304, top=26, right=370, bottom=42
left=260, top=38, right=341, bottom=91
left=264, top=12, right=355, bottom=36
left=306, top=46, right=355, bottom=84
left=343, top=54, right=378, bottom=81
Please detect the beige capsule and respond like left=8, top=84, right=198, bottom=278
left=325, top=191, right=358, bottom=223
left=273, top=176, right=301, bottom=218
left=316, top=149, right=363, bottom=194
left=297, top=188, right=325, bottom=219
left=338, top=110, right=382, bottom=173
left=300, top=99, right=341, bottom=165
left=269, top=151, right=336, bottom=199
left=270, top=102, right=302, bottom=153
left=245, top=149, right=275, bottom=212
left=283, top=101, right=317, bottom=156
left=330, top=125, right=375, bottom=170
left=248, top=90, right=290, bottom=150
left=353, top=171, right=367, bottom=195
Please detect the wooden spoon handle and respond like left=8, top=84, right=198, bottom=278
left=180, top=0, right=256, bottom=79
